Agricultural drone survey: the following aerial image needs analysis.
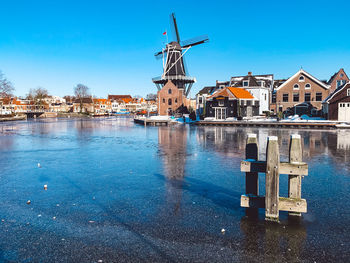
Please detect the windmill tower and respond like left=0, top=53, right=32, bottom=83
left=153, top=13, right=209, bottom=115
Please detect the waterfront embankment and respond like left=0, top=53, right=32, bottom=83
left=0, top=115, right=26, bottom=122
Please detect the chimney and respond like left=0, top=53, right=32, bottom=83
left=248, top=71, right=252, bottom=76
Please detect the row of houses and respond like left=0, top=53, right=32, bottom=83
left=196, top=68, right=350, bottom=121
left=0, top=95, right=157, bottom=115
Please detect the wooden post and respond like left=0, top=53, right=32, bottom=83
left=288, top=134, right=302, bottom=216
left=245, top=134, right=259, bottom=217
left=265, top=136, right=280, bottom=221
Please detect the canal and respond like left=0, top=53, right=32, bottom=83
left=0, top=117, right=349, bottom=262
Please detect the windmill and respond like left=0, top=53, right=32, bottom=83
left=152, top=13, right=209, bottom=97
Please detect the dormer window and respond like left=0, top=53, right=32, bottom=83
left=293, top=84, right=299, bottom=90
left=299, top=75, right=305, bottom=82
left=243, top=80, right=249, bottom=87
left=305, top=83, right=311, bottom=89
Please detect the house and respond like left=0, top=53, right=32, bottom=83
left=196, top=86, right=216, bottom=116
left=229, top=72, right=273, bottom=115
left=323, top=82, right=350, bottom=121
left=157, top=80, right=190, bottom=116
left=205, top=87, right=259, bottom=120
left=270, top=69, right=330, bottom=114
left=327, top=68, right=349, bottom=94
left=93, top=98, right=112, bottom=114
left=73, top=97, right=94, bottom=113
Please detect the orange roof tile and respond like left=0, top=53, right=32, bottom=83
left=227, top=87, right=254, bottom=99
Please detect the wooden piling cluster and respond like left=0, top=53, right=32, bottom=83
left=240, top=134, right=308, bottom=221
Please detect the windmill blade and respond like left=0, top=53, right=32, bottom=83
left=182, top=55, right=189, bottom=75
left=170, top=13, right=181, bottom=43
left=181, top=35, right=209, bottom=48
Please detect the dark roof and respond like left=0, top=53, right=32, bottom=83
left=198, top=86, right=216, bottom=95
left=324, top=82, right=349, bottom=103
left=74, top=97, right=93, bottom=103
left=229, top=73, right=274, bottom=90
left=108, top=95, right=132, bottom=100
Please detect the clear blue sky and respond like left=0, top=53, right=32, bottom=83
left=1, top=0, right=349, bottom=98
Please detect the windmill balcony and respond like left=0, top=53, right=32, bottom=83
left=152, top=75, right=196, bottom=83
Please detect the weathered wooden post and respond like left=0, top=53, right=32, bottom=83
left=288, top=134, right=302, bottom=216
left=240, top=134, right=307, bottom=222
left=265, top=136, right=280, bottom=221
left=245, top=134, right=259, bottom=217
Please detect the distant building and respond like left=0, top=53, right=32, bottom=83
left=73, top=97, right=94, bottom=113
left=93, top=98, right=112, bottom=114
left=323, top=82, right=350, bottom=121
left=205, top=87, right=259, bottom=120
left=271, top=69, right=330, bottom=113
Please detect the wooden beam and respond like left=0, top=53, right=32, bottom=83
left=265, top=136, right=280, bottom=221
left=241, top=195, right=307, bottom=213
left=245, top=134, right=259, bottom=217
left=241, top=160, right=308, bottom=176
left=288, top=134, right=303, bottom=216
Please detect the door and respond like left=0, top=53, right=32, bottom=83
left=246, top=106, right=253, bottom=117
left=338, top=103, right=350, bottom=122
left=215, top=108, right=226, bottom=120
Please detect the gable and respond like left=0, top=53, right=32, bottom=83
left=276, top=69, right=329, bottom=91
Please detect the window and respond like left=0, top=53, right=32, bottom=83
left=305, top=83, right=311, bottom=89
left=264, top=94, right=267, bottom=101
left=283, top=93, right=289, bottom=102
left=305, top=92, right=311, bottom=102
left=340, top=73, right=344, bottom=78
left=299, top=75, right=305, bottom=82
left=272, top=93, right=276, bottom=103
left=198, top=96, right=203, bottom=104
left=247, top=100, right=251, bottom=106
left=243, top=80, right=249, bottom=87
left=347, top=89, right=350, bottom=96
left=175, top=98, right=178, bottom=104
left=293, top=84, right=299, bottom=89
left=293, top=93, right=299, bottom=102
left=168, top=89, right=172, bottom=94
left=218, top=100, right=224, bottom=106
left=316, top=93, right=322, bottom=101
left=162, top=98, right=165, bottom=103
left=168, top=98, right=172, bottom=105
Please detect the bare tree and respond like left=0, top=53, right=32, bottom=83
left=0, top=71, right=15, bottom=98
left=27, top=87, right=49, bottom=105
left=74, top=84, right=90, bottom=113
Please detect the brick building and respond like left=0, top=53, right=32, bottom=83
left=323, top=83, right=350, bottom=121
left=157, top=80, right=188, bottom=116
left=271, top=69, right=330, bottom=113
left=327, top=68, right=349, bottom=94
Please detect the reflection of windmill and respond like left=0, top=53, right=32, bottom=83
left=152, top=13, right=209, bottom=97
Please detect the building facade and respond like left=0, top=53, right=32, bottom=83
left=327, top=68, right=349, bottom=94
left=229, top=72, right=273, bottom=115
left=271, top=69, right=330, bottom=113
left=157, top=80, right=187, bottom=116
left=205, top=87, right=259, bottom=120
left=323, top=83, right=350, bottom=121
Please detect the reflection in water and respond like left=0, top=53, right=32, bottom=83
left=158, top=126, right=188, bottom=216
left=240, top=218, right=306, bottom=262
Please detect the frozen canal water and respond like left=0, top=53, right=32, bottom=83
left=0, top=117, right=349, bottom=262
